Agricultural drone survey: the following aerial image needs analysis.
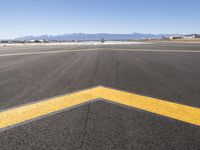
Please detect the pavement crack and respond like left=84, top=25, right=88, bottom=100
left=78, top=102, right=92, bottom=150
left=91, top=50, right=99, bottom=86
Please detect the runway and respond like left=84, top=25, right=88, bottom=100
left=0, top=43, right=200, bottom=149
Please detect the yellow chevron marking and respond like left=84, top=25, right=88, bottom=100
left=1, top=86, right=200, bottom=129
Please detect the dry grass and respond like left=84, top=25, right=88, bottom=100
left=136, top=38, right=200, bottom=43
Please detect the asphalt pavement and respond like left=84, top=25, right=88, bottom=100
left=0, top=43, right=200, bottom=149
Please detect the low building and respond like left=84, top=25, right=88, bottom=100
left=169, top=36, right=183, bottom=40
left=28, top=39, right=47, bottom=43
left=184, top=34, right=200, bottom=39
left=0, top=40, right=10, bottom=43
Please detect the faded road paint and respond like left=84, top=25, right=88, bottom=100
left=1, top=48, right=200, bottom=57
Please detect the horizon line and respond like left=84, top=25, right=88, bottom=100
left=1, top=32, right=200, bottom=40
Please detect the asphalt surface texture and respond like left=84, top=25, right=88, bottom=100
left=0, top=43, right=200, bottom=149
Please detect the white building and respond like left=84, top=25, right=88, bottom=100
left=184, top=34, right=200, bottom=39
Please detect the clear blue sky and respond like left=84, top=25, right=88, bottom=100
left=0, top=0, right=200, bottom=39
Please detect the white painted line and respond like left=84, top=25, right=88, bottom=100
left=0, top=49, right=98, bottom=57
left=0, top=41, right=151, bottom=47
left=0, top=48, right=200, bottom=57
left=109, top=49, right=200, bottom=53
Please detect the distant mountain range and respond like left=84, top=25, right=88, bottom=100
left=15, top=33, right=183, bottom=41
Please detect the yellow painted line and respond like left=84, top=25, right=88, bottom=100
left=1, top=86, right=200, bottom=129
left=95, top=87, right=200, bottom=127
left=0, top=87, right=99, bottom=129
